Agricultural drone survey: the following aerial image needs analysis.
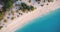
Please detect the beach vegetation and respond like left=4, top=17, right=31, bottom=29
left=35, top=0, right=41, bottom=1
left=2, top=0, right=13, bottom=11
left=0, top=0, right=13, bottom=21
left=0, top=26, right=3, bottom=30
left=11, top=17, right=14, bottom=20
left=29, top=0, right=31, bottom=3
left=17, top=15, right=19, bottom=17
left=20, top=0, right=22, bottom=1
left=0, top=11, right=5, bottom=21
left=35, top=0, right=41, bottom=4
left=16, top=10, right=19, bottom=13
left=30, top=6, right=34, bottom=11
left=19, top=2, right=35, bottom=12
left=7, top=17, right=9, bottom=19
left=47, top=0, right=53, bottom=2
left=19, top=13, right=23, bottom=15
left=4, top=19, right=7, bottom=23
left=46, top=0, right=53, bottom=2
left=0, top=0, right=35, bottom=21
left=11, top=11, right=14, bottom=15
left=43, top=0, right=45, bottom=2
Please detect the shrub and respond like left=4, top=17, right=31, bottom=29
left=29, top=0, right=31, bottom=3
left=4, top=19, right=7, bottom=23
left=0, top=26, right=3, bottom=30
left=19, top=2, right=35, bottom=12
left=11, top=11, right=14, bottom=15
left=0, top=12, right=5, bottom=21
left=11, top=17, right=14, bottom=20
left=47, top=0, right=53, bottom=2
left=30, top=6, right=34, bottom=11
left=35, top=0, right=41, bottom=4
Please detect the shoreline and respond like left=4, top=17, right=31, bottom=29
left=0, top=0, right=60, bottom=32
left=13, top=6, right=60, bottom=32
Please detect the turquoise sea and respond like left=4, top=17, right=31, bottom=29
left=15, top=8, right=60, bottom=32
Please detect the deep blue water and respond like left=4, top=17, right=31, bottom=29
left=15, top=8, right=60, bottom=32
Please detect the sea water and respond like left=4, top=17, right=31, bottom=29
left=15, top=8, right=60, bottom=32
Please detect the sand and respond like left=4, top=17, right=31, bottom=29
left=0, top=0, right=60, bottom=32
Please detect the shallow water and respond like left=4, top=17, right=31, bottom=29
left=15, top=8, right=60, bottom=32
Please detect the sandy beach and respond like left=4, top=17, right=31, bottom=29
left=0, top=0, right=60, bottom=32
